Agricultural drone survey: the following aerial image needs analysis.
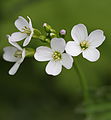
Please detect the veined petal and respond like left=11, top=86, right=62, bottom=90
left=15, top=16, right=29, bottom=32
left=65, top=41, right=82, bottom=56
left=61, top=53, right=73, bottom=69
left=3, top=47, right=20, bottom=62
left=22, top=49, right=26, bottom=59
left=34, top=46, right=53, bottom=61
left=82, top=48, right=100, bottom=62
left=46, top=60, right=62, bottom=76
left=51, top=38, right=66, bottom=53
left=8, top=60, right=22, bottom=75
left=11, top=32, right=27, bottom=42
left=87, top=30, right=105, bottom=47
left=27, top=16, right=33, bottom=31
left=8, top=35, right=22, bottom=50
left=23, top=32, right=33, bottom=46
left=71, top=24, right=88, bottom=43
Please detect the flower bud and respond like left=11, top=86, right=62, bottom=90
left=43, top=23, right=52, bottom=33
left=33, top=29, right=41, bottom=38
left=50, top=33, right=57, bottom=38
left=43, top=23, right=56, bottom=33
left=59, top=29, right=67, bottom=38
left=39, top=35, right=50, bottom=43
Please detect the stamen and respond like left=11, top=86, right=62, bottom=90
left=80, top=40, right=89, bottom=50
left=21, top=26, right=31, bottom=35
left=52, top=51, right=62, bottom=61
left=14, top=50, right=22, bottom=58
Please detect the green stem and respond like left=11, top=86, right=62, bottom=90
left=74, top=58, right=92, bottom=119
left=25, top=48, right=35, bottom=57
left=75, top=60, right=89, bottom=104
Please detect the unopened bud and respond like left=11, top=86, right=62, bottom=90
left=59, top=29, right=67, bottom=38
left=50, top=33, right=57, bottom=38
left=33, top=29, right=41, bottom=38
left=43, top=23, right=56, bottom=33
left=43, top=23, right=52, bottom=33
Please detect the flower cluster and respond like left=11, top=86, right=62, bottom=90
left=3, top=16, right=105, bottom=76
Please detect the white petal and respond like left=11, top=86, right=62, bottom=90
left=15, top=16, right=29, bottom=32
left=61, top=53, right=73, bottom=69
left=51, top=38, right=66, bottom=53
left=27, top=16, right=33, bottom=31
left=65, top=41, right=82, bottom=56
left=8, top=35, right=22, bottom=50
left=34, top=46, right=53, bottom=61
left=9, top=60, right=22, bottom=75
left=23, top=32, right=33, bottom=46
left=82, top=48, right=100, bottom=62
left=3, top=47, right=19, bottom=62
left=11, top=32, right=27, bottom=42
left=71, top=24, right=88, bottom=43
left=87, top=30, right=105, bottom=47
left=22, top=49, right=26, bottom=59
left=46, top=60, right=62, bottom=76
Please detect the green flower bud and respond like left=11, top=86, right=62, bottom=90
left=38, top=35, right=50, bottom=43
left=43, top=23, right=52, bottom=33
left=33, top=29, right=41, bottom=38
left=43, top=23, right=56, bottom=33
left=50, top=33, right=57, bottom=38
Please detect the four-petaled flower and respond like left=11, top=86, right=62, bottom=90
left=10, top=16, right=34, bottom=47
left=3, top=35, right=25, bottom=75
left=65, top=24, right=105, bottom=62
left=34, top=38, right=73, bottom=76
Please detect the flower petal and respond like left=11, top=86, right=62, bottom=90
left=51, top=38, right=66, bottom=53
left=87, top=30, right=105, bottom=47
left=65, top=41, right=82, bottom=56
left=61, top=53, right=73, bottom=69
left=11, top=32, right=27, bottom=42
left=46, top=60, right=62, bottom=76
left=27, top=16, right=33, bottom=31
left=15, top=16, right=29, bottom=32
left=23, top=32, right=33, bottom=47
left=82, top=48, right=100, bottom=62
left=71, top=24, right=88, bottom=43
left=9, top=60, right=22, bottom=75
left=34, top=46, right=53, bottom=61
left=22, top=49, right=26, bottom=59
left=3, top=47, right=19, bottom=62
left=8, top=35, right=22, bottom=50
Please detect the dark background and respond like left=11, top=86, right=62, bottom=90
left=0, top=0, right=111, bottom=120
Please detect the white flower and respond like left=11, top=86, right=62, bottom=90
left=10, top=16, right=34, bottom=47
left=34, top=38, right=73, bottom=76
left=65, top=24, right=105, bottom=62
left=3, top=35, right=25, bottom=75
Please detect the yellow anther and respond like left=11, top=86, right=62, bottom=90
left=80, top=40, right=89, bottom=50
left=52, top=51, right=62, bottom=61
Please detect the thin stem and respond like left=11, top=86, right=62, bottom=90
left=25, top=48, right=35, bottom=57
left=75, top=60, right=89, bottom=104
left=74, top=58, right=92, bottom=119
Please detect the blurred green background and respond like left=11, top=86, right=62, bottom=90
left=0, top=0, right=111, bottom=120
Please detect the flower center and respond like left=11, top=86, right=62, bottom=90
left=14, top=50, right=22, bottom=58
left=22, top=26, right=31, bottom=35
left=80, top=40, right=89, bottom=50
left=52, top=51, right=62, bottom=61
